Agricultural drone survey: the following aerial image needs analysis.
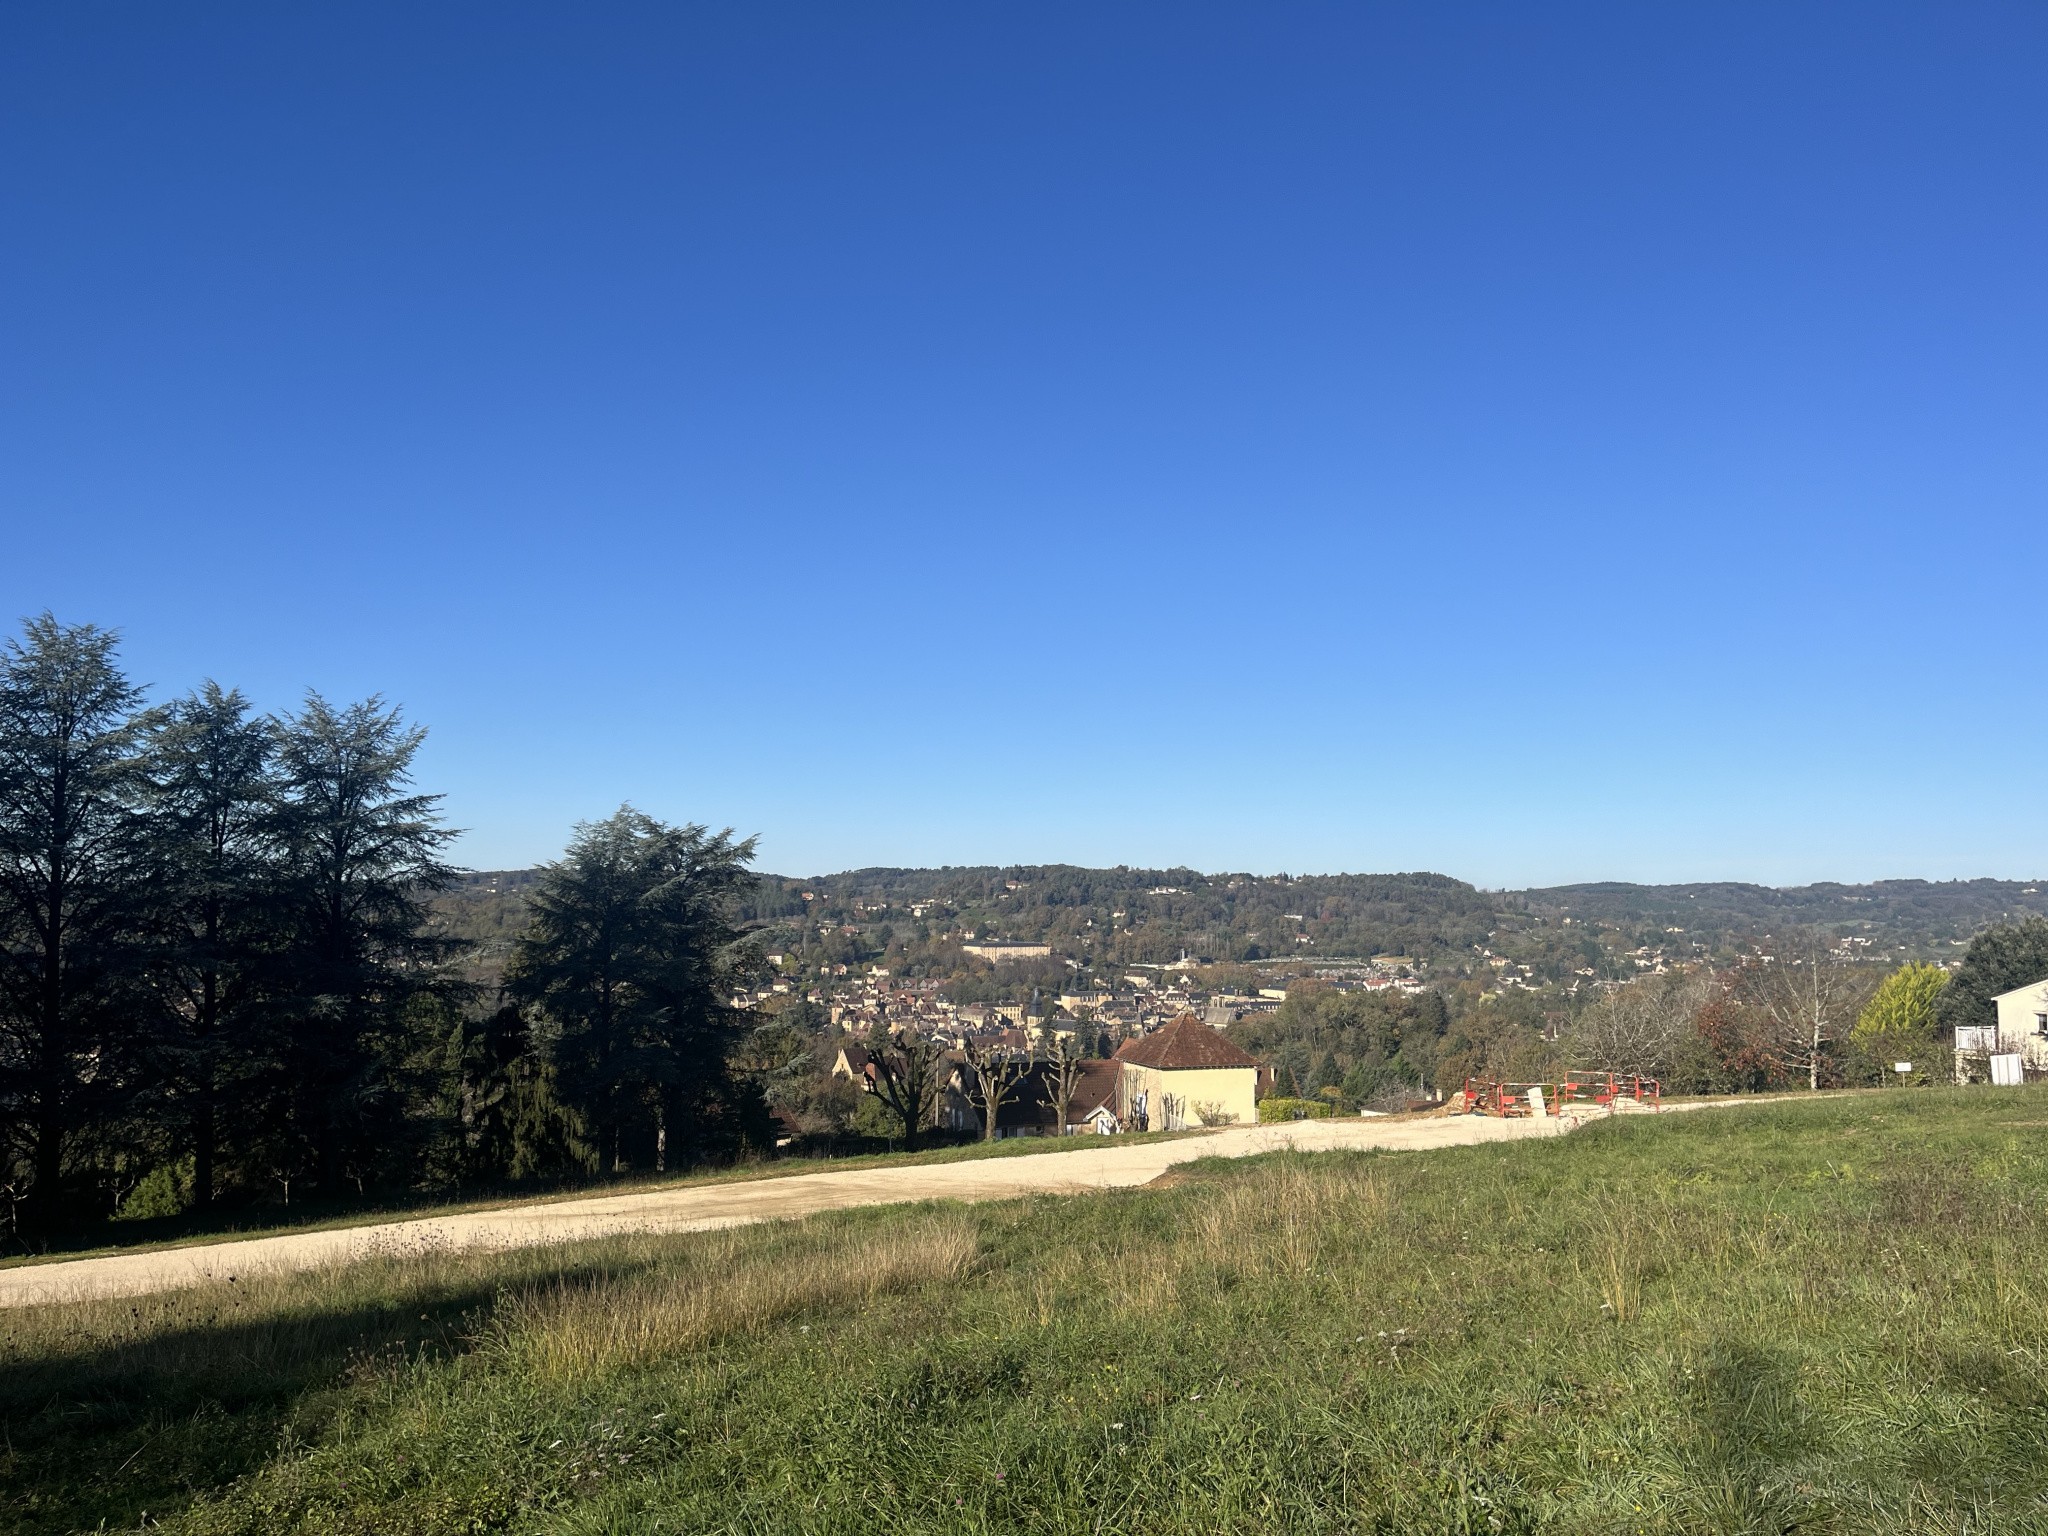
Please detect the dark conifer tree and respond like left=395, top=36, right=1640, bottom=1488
left=1413, top=989, right=1452, bottom=1040
left=139, top=684, right=278, bottom=1210
left=270, top=695, right=457, bottom=1197
left=633, top=820, right=766, bottom=1165
left=507, top=812, right=648, bottom=1174
left=1937, top=918, right=2048, bottom=1037
left=0, top=617, right=152, bottom=1231
left=509, top=807, right=761, bottom=1174
left=431, top=1002, right=587, bottom=1187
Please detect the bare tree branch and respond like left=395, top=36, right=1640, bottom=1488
left=1568, top=969, right=1713, bottom=1078
left=962, top=1033, right=1030, bottom=1142
left=1043, top=1032, right=1084, bottom=1136
left=1742, top=934, right=1873, bottom=1091
left=864, top=1012, right=944, bottom=1152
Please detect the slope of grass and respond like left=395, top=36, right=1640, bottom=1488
left=8, top=1089, right=2048, bottom=1533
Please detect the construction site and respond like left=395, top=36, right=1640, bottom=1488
left=1453, top=1071, right=1663, bottom=1119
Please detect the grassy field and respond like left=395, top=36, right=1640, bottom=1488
left=7, top=1090, right=2048, bottom=1534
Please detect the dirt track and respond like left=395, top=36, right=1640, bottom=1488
left=0, top=1109, right=1619, bottom=1309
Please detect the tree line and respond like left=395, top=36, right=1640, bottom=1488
left=0, top=617, right=767, bottom=1243
left=1241, top=920, right=2048, bottom=1108
left=1552, top=924, right=2048, bottom=1092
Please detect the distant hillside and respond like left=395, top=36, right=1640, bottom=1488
left=1522, top=878, right=2048, bottom=949
left=426, top=869, right=544, bottom=987
left=746, top=866, right=1499, bottom=965
left=433, top=864, right=2048, bottom=994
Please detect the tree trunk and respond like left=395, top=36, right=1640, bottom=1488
left=30, top=1113, right=63, bottom=1232
left=30, top=929, right=66, bottom=1230
left=30, top=980, right=66, bottom=1230
left=317, top=1116, right=343, bottom=1197
left=194, top=966, right=219, bottom=1210
left=192, top=1087, right=216, bottom=1211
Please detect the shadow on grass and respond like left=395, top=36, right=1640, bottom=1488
left=0, top=1243, right=674, bottom=1536
left=2, top=1293, right=487, bottom=1535
left=1677, top=1340, right=1823, bottom=1533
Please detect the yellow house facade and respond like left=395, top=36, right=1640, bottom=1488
left=1113, top=1014, right=1261, bottom=1130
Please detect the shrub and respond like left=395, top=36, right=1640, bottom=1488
left=1257, top=1096, right=1334, bottom=1123
left=115, top=1158, right=193, bottom=1221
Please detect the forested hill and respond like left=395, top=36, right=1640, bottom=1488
left=1521, top=879, right=2048, bottom=950
left=752, top=868, right=2048, bottom=965
left=437, top=865, right=2048, bottom=987
left=742, top=867, right=1497, bottom=966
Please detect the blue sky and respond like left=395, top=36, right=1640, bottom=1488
left=3, top=3, right=2043, bottom=886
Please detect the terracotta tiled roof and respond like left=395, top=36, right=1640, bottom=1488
left=1069, top=1059, right=1122, bottom=1115
left=1113, top=1013, right=1261, bottom=1071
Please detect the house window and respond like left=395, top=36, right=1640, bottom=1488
left=2036, top=1012, right=2048, bottom=1039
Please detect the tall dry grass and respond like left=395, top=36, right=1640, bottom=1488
left=1109, top=1154, right=1397, bottom=1311
left=1190, top=1153, right=1391, bottom=1277
left=0, top=1213, right=979, bottom=1403
left=489, top=1214, right=980, bottom=1378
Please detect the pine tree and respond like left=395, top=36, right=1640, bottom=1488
left=1937, top=919, right=2048, bottom=1037
left=508, top=810, right=651, bottom=1174
left=270, top=695, right=457, bottom=1197
left=431, top=1003, right=587, bottom=1187
left=0, top=617, right=152, bottom=1231
left=633, top=817, right=766, bottom=1165
left=510, top=807, right=761, bottom=1174
left=140, top=684, right=277, bottom=1210
left=1340, top=1059, right=1379, bottom=1104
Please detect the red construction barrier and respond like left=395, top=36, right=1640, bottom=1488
left=1460, top=1079, right=1557, bottom=1117
left=1557, top=1072, right=1661, bottom=1109
left=1459, top=1073, right=1661, bottom=1116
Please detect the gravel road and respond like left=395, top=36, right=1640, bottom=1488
left=1, top=1110, right=1592, bottom=1309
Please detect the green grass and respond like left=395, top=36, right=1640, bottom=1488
left=8, top=1089, right=2048, bottom=1533
left=0, top=1128, right=1209, bottom=1270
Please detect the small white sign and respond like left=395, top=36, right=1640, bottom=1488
left=1894, top=1062, right=1913, bottom=1074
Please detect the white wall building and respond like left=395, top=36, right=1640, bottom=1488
left=1991, top=976, right=2048, bottom=1074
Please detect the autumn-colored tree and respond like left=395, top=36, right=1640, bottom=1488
left=1680, top=986, right=1780, bottom=1093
